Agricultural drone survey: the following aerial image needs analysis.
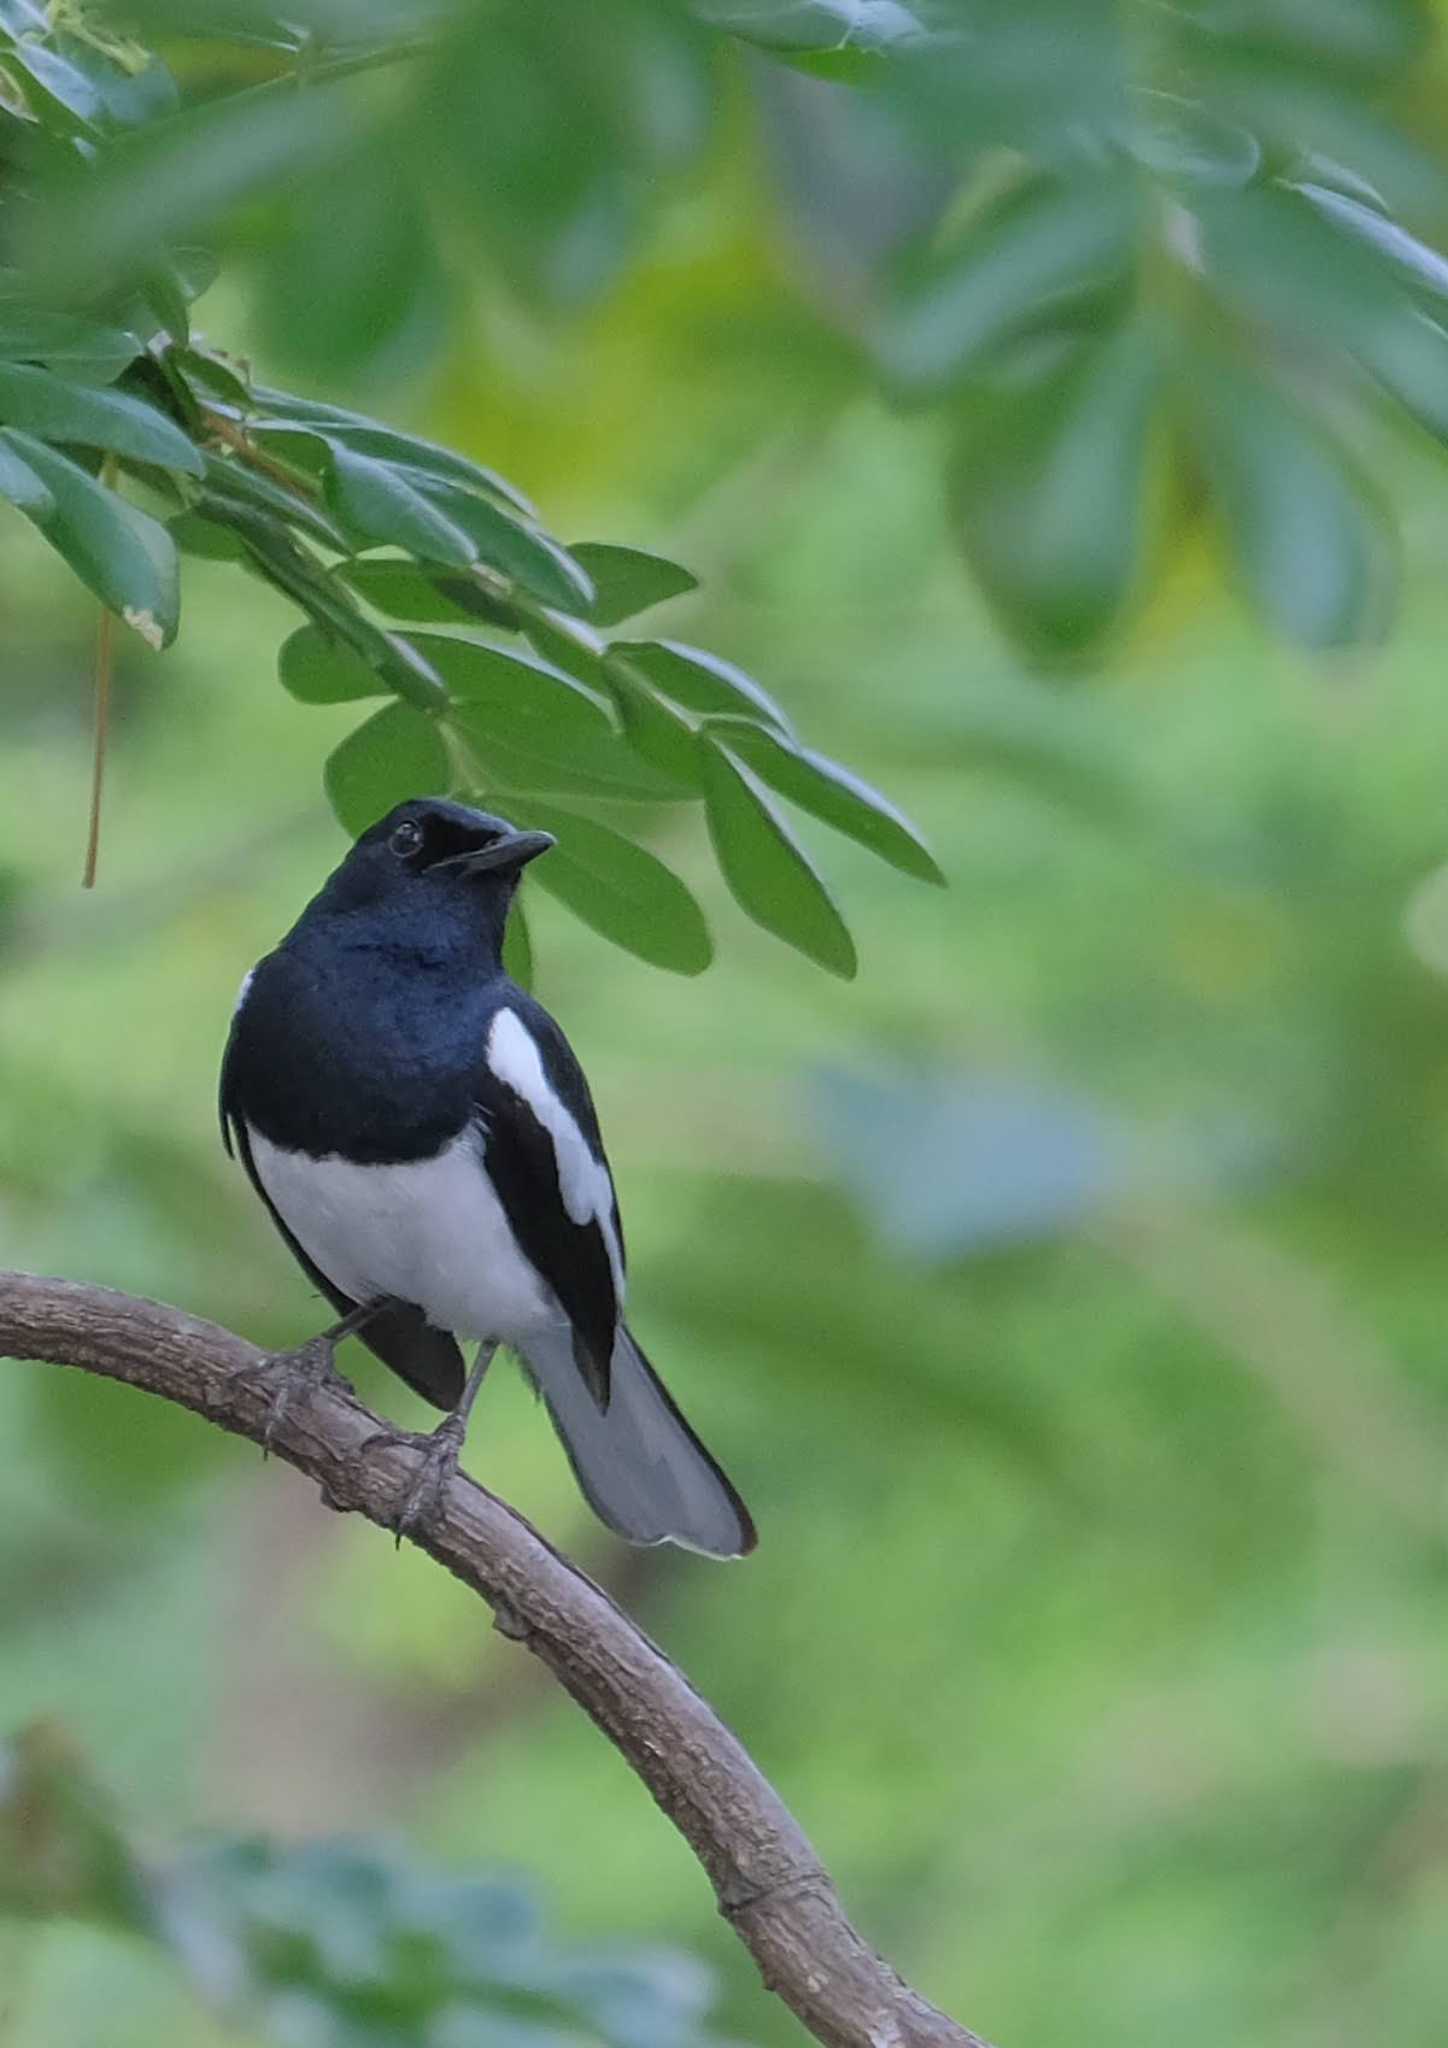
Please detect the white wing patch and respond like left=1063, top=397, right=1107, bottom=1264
left=233, top=967, right=255, bottom=1014
left=487, top=1007, right=625, bottom=1294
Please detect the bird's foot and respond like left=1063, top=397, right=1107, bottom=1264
left=237, top=1335, right=348, bottom=1454
left=380, top=1412, right=468, bottom=1547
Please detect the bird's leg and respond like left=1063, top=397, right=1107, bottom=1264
left=242, top=1299, right=388, bottom=1453
left=389, top=1341, right=498, bottom=1545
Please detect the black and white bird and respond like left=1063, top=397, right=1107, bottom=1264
left=219, top=796, right=755, bottom=1559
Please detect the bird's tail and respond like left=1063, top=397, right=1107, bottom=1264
left=522, top=1323, right=756, bottom=1559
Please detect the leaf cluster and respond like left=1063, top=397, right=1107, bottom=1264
left=0, top=2, right=942, bottom=971
left=7, top=0, right=1447, bottom=664
left=0, top=1723, right=731, bottom=2048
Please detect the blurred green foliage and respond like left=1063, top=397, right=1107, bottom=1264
left=0, top=1725, right=733, bottom=2046
left=5, top=4, right=1448, bottom=2048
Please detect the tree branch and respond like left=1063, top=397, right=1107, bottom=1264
left=0, top=1271, right=989, bottom=2048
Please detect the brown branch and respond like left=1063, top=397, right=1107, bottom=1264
left=0, top=1271, right=989, bottom=2048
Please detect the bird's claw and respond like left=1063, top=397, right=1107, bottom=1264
left=237, top=1335, right=345, bottom=1454
left=381, top=1414, right=467, bottom=1547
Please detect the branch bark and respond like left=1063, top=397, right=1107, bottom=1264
left=0, top=1271, right=990, bottom=2048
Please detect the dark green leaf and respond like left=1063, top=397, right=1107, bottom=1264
left=413, top=633, right=606, bottom=723
left=252, top=391, right=537, bottom=514
left=403, top=478, right=594, bottom=613
left=700, top=719, right=943, bottom=883
left=504, top=800, right=712, bottom=974
left=0, top=436, right=53, bottom=513
left=168, top=508, right=242, bottom=559
left=947, top=322, right=1162, bottom=662
left=324, top=703, right=451, bottom=837
left=1182, top=0, right=1425, bottom=77
left=200, top=449, right=351, bottom=553
left=0, top=360, right=202, bottom=473
left=279, top=624, right=388, bottom=705
left=502, top=895, right=533, bottom=990
left=607, top=640, right=792, bottom=730
left=1354, top=304, right=1448, bottom=443
left=518, top=603, right=608, bottom=687
left=875, top=170, right=1137, bottom=399
left=139, top=257, right=191, bottom=345
left=2, top=428, right=178, bottom=645
left=602, top=657, right=703, bottom=789
left=339, top=558, right=517, bottom=628
left=436, top=638, right=695, bottom=797
left=1125, top=91, right=1261, bottom=188
left=1189, top=358, right=1396, bottom=649
left=0, top=305, right=140, bottom=384
left=567, top=542, right=698, bottom=624
left=255, top=147, right=446, bottom=384
left=26, top=72, right=361, bottom=297
left=279, top=622, right=447, bottom=713
left=1293, top=180, right=1448, bottom=302
left=700, top=735, right=856, bottom=977
left=324, top=445, right=478, bottom=567
left=172, top=344, right=250, bottom=409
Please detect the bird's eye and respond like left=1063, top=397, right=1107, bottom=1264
left=389, top=819, right=424, bottom=860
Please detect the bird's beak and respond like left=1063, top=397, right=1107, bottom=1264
left=436, top=829, right=556, bottom=876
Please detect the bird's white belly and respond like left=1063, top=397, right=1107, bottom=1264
left=246, top=1124, right=560, bottom=1345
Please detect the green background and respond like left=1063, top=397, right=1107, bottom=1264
left=8, top=6, right=1448, bottom=2043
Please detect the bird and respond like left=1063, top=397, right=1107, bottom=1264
left=219, top=795, right=756, bottom=1559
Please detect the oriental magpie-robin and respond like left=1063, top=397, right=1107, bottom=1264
left=220, top=796, right=755, bottom=1558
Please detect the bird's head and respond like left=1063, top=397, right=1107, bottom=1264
left=315, top=797, right=554, bottom=954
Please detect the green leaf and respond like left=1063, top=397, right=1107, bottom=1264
left=607, top=640, right=792, bottom=730
left=698, top=0, right=926, bottom=73
left=279, top=624, right=388, bottom=705
left=444, top=642, right=690, bottom=801
left=338, top=558, right=517, bottom=628
left=278, top=622, right=447, bottom=713
left=168, top=508, right=242, bottom=560
left=700, top=735, right=856, bottom=977
left=518, top=603, right=608, bottom=687
left=567, top=542, right=698, bottom=624
left=502, top=895, right=533, bottom=990
left=324, top=445, right=478, bottom=567
left=947, top=322, right=1162, bottom=663
left=0, top=437, right=53, bottom=513
left=253, top=391, right=538, bottom=514
left=172, top=344, right=251, bottom=409
left=25, top=73, right=361, bottom=298
left=0, top=361, right=202, bottom=473
left=1189, top=358, right=1396, bottom=649
left=254, top=147, right=445, bottom=384
left=2, top=428, right=178, bottom=646
left=0, top=305, right=140, bottom=384
left=500, top=799, right=712, bottom=974
left=700, top=719, right=943, bottom=883
left=875, top=171, right=1137, bottom=400
left=200, top=449, right=351, bottom=554
left=402, top=478, right=594, bottom=613
left=415, top=632, right=607, bottom=720
left=4, top=36, right=107, bottom=127
left=324, top=703, right=451, bottom=837
left=601, top=657, right=704, bottom=789
left=1354, top=303, right=1448, bottom=444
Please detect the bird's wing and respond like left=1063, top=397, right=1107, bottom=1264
left=220, top=1020, right=465, bottom=1412
left=474, top=998, right=624, bottom=1408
